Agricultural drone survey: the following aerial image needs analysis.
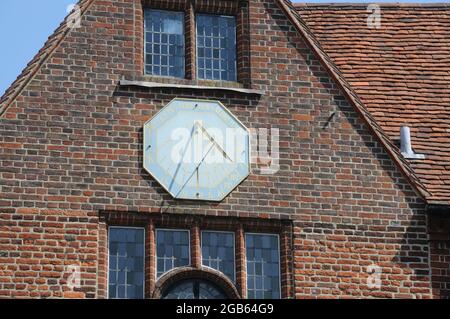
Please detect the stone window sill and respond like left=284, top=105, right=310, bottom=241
left=119, top=79, right=264, bottom=95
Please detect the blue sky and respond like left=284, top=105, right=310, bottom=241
left=0, top=0, right=447, bottom=96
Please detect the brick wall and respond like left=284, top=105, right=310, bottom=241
left=0, top=0, right=437, bottom=298
left=429, top=213, right=450, bottom=298
left=0, top=209, right=98, bottom=298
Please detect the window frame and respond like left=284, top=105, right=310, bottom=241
left=244, top=232, right=282, bottom=300
left=195, top=13, right=238, bottom=82
left=101, top=212, right=293, bottom=299
left=140, top=1, right=250, bottom=85
left=144, top=8, right=186, bottom=79
left=107, top=226, right=146, bottom=300
left=155, top=228, right=191, bottom=280
left=200, top=230, right=237, bottom=283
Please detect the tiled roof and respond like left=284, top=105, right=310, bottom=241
left=294, top=2, right=450, bottom=204
left=277, top=0, right=432, bottom=201
left=0, top=0, right=95, bottom=117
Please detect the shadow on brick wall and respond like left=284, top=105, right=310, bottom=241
left=428, top=213, right=450, bottom=299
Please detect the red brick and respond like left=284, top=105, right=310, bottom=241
left=0, top=0, right=443, bottom=300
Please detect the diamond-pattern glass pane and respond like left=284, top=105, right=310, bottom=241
left=156, top=230, right=190, bottom=278
left=196, top=14, right=236, bottom=81
left=246, top=234, right=280, bottom=299
left=108, top=227, right=145, bottom=299
left=145, top=9, right=185, bottom=78
left=201, top=231, right=235, bottom=282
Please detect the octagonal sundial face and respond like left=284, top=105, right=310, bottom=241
left=143, top=98, right=250, bottom=201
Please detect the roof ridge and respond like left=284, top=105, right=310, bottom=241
left=0, top=0, right=96, bottom=117
left=294, top=2, right=450, bottom=8
left=277, top=0, right=431, bottom=201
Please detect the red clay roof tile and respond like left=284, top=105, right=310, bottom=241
left=293, top=2, right=450, bottom=204
left=278, top=0, right=431, bottom=202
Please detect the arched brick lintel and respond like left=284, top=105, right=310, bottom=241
left=152, top=267, right=241, bottom=299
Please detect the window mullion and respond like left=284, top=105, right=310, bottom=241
left=186, top=1, right=196, bottom=80
left=192, top=222, right=201, bottom=268
left=146, top=220, right=155, bottom=298
left=236, top=225, right=247, bottom=298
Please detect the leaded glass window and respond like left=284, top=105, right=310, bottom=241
left=162, top=279, right=227, bottom=299
left=196, top=14, right=237, bottom=81
left=201, top=231, right=235, bottom=282
left=246, top=234, right=280, bottom=299
left=156, top=229, right=190, bottom=278
left=144, top=9, right=185, bottom=78
left=108, top=227, right=145, bottom=299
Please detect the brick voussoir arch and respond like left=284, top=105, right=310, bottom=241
left=152, top=266, right=241, bottom=299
